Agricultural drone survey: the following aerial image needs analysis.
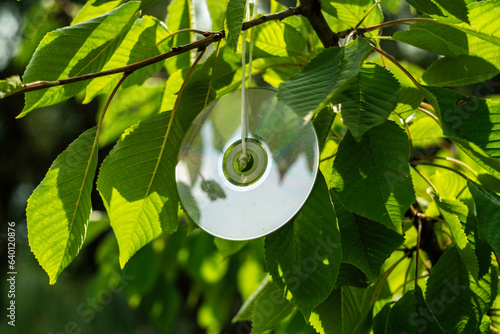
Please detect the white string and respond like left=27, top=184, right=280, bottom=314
left=238, top=0, right=253, bottom=169
left=248, top=0, right=258, bottom=88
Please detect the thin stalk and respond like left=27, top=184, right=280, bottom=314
left=417, top=106, right=439, bottom=122
left=413, top=156, right=477, bottom=176
left=371, top=44, right=424, bottom=96
left=412, top=165, right=439, bottom=194
left=355, top=0, right=380, bottom=29
left=416, top=218, right=422, bottom=283
left=412, top=161, right=469, bottom=180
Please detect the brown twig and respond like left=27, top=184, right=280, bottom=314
left=13, top=6, right=302, bottom=96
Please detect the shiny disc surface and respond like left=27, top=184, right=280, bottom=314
left=176, top=88, right=319, bottom=240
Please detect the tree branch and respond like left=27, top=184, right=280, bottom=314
left=15, top=7, right=302, bottom=96
left=298, top=0, right=338, bottom=47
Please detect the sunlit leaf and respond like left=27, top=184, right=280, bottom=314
left=265, top=173, right=341, bottom=318
left=422, top=55, right=499, bottom=87
left=83, top=15, right=172, bottom=103
left=97, top=111, right=181, bottom=268
left=0, top=75, right=23, bottom=99
left=165, top=0, right=192, bottom=73
left=321, top=0, right=384, bottom=36
left=392, top=21, right=468, bottom=58
left=27, top=127, right=98, bottom=284
left=72, top=0, right=126, bottom=25
left=207, top=0, right=227, bottom=30
left=20, top=1, right=141, bottom=116
left=331, top=120, right=415, bottom=230
left=251, top=21, right=307, bottom=58
left=97, top=79, right=165, bottom=147
left=335, top=62, right=401, bottom=140
left=278, top=38, right=372, bottom=119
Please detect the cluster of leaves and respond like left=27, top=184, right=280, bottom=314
left=3, top=0, right=500, bottom=332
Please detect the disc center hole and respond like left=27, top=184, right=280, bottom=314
left=239, top=154, right=254, bottom=172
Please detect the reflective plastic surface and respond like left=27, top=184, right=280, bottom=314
left=176, top=88, right=319, bottom=240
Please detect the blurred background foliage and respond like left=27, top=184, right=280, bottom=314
left=1, top=0, right=499, bottom=333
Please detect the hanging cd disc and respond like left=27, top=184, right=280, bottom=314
left=176, top=88, right=319, bottom=240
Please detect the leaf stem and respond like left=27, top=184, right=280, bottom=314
left=411, top=165, right=439, bottom=194
left=370, top=254, right=407, bottom=307
left=371, top=44, right=424, bottom=96
left=413, top=156, right=477, bottom=176
left=411, top=161, right=469, bottom=180
left=97, top=72, right=130, bottom=135
left=415, top=218, right=422, bottom=283
left=354, top=0, right=380, bottom=30
left=417, top=106, right=439, bottom=122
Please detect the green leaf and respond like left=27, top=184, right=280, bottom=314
left=97, top=79, right=165, bottom=147
left=72, top=0, right=126, bottom=25
left=313, top=106, right=336, bottom=148
left=406, top=0, right=443, bottom=15
left=392, top=21, right=468, bottom=58
left=334, top=263, right=371, bottom=289
left=404, top=2, right=500, bottom=70
left=165, top=0, right=192, bottom=74
left=333, top=196, right=404, bottom=282
left=0, top=75, right=23, bottom=99
left=97, top=111, right=182, bottom=268
left=385, top=285, right=444, bottom=334
left=83, top=15, right=172, bottom=103
left=309, top=286, right=372, bottom=334
left=207, top=0, right=227, bottom=30
left=468, top=179, right=500, bottom=256
left=434, top=197, right=479, bottom=280
left=428, top=86, right=500, bottom=178
left=278, top=38, right=372, bottom=120
left=233, top=275, right=270, bottom=322
left=251, top=21, right=307, bottom=58
left=225, top=0, right=246, bottom=52
left=433, top=0, right=469, bottom=23
left=394, top=87, right=424, bottom=118
left=20, top=1, right=141, bottom=116
left=27, top=127, right=99, bottom=284
left=422, top=55, right=499, bottom=87
left=331, top=120, right=415, bottom=231
left=214, top=238, right=247, bottom=258
left=321, top=0, right=384, bottom=35
left=265, top=173, right=341, bottom=318
left=335, top=62, right=401, bottom=140
left=436, top=0, right=500, bottom=47
left=425, top=247, right=497, bottom=334
left=251, top=279, right=296, bottom=333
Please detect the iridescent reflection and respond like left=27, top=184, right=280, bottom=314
left=176, top=88, right=319, bottom=240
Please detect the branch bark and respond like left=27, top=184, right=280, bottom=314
left=15, top=7, right=302, bottom=96
left=298, top=0, right=338, bottom=47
